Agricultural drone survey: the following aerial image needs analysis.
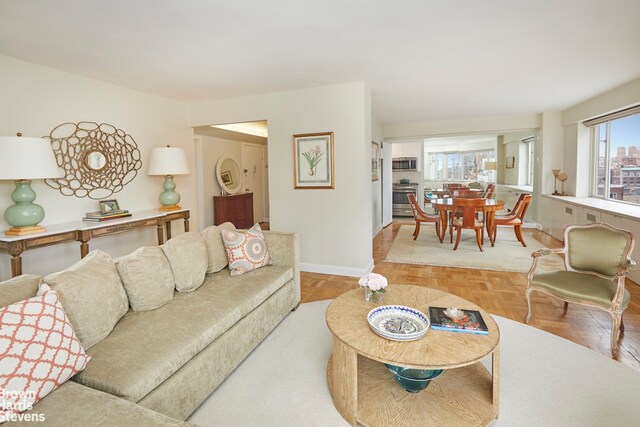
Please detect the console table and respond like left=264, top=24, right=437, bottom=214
left=0, top=209, right=189, bottom=277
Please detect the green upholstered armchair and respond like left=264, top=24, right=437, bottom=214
left=525, top=223, right=636, bottom=358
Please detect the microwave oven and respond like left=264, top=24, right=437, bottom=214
left=392, top=157, right=418, bottom=171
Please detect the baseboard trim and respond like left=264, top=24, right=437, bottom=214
left=373, top=224, right=383, bottom=238
left=301, top=259, right=374, bottom=277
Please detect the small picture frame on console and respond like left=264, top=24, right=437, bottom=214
left=99, top=199, right=121, bottom=213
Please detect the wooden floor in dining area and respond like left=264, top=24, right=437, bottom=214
left=300, top=220, right=640, bottom=371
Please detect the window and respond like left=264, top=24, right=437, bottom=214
left=426, top=149, right=496, bottom=181
left=588, top=107, right=640, bottom=205
left=524, top=136, right=535, bottom=186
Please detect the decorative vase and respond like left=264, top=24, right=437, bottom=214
left=364, top=288, right=384, bottom=304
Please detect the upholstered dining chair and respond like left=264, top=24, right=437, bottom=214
left=525, top=223, right=636, bottom=358
left=407, top=193, right=442, bottom=242
left=492, top=193, right=531, bottom=247
left=451, top=198, right=487, bottom=252
left=467, top=181, right=484, bottom=190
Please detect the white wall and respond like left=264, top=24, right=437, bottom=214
left=372, top=115, right=383, bottom=237
left=191, top=82, right=373, bottom=277
left=0, top=55, right=194, bottom=280
left=384, top=113, right=540, bottom=139
left=198, top=135, right=243, bottom=227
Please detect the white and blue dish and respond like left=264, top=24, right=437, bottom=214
left=367, top=305, right=430, bottom=341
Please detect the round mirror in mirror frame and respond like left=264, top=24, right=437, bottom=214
left=85, top=150, right=108, bottom=171
left=215, top=157, right=242, bottom=195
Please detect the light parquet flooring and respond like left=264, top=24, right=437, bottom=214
left=300, top=220, right=640, bottom=371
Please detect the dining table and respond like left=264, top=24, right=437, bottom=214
left=431, top=198, right=506, bottom=246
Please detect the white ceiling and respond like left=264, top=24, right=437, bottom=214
left=1, top=1, right=639, bottom=124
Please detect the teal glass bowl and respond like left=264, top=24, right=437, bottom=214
left=385, top=364, right=444, bottom=393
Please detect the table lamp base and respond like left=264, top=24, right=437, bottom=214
left=5, top=225, right=46, bottom=236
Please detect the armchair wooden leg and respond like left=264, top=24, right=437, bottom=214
left=525, top=288, right=533, bottom=323
left=611, top=312, right=622, bottom=358
left=621, top=317, right=625, bottom=333
left=413, top=221, right=421, bottom=240
left=436, top=222, right=442, bottom=243
left=563, top=301, right=569, bottom=315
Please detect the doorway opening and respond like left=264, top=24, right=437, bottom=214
left=193, top=121, right=269, bottom=230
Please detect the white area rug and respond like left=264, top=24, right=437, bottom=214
left=385, top=225, right=565, bottom=273
left=189, top=300, right=640, bottom=427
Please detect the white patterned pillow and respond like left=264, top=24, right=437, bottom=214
left=221, top=224, right=272, bottom=276
left=0, top=284, right=90, bottom=422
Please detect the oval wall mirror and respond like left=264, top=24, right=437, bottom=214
left=215, top=156, right=242, bottom=194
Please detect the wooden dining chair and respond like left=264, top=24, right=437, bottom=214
left=482, top=183, right=495, bottom=199
left=451, top=198, right=487, bottom=251
left=407, top=193, right=442, bottom=242
left=492, top=194, right=532, bottom=246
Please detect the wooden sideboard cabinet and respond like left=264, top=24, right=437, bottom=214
left=213, top=193, right=254, bottom=229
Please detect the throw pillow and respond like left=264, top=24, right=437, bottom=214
left=201, top=222, right=237, bottom=274
left=222, top=223, right=272, bottom=276
left=161, top=232, right=208, bottom=292
left=43, top=250, right=129, bottom=349
left=115, top=246, right=174, bottom=311
left=0, top=274, right=41, bottom=308
left=0, top=284, right=90, bottom=422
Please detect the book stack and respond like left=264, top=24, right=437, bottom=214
left=428, top=307, right=489, bottom=335
left=82, top=210, right=132, bottom=222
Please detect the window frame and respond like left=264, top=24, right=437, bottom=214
left=589, top=108, right=640, bottom=206
left=426, top=148, right=496, bottom=181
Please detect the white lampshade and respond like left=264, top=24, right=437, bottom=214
left=147, top=147, right=190, bottom=176
left=484, top=161, right=497, bottom=171
left=0, top=136, right=61, bottom=180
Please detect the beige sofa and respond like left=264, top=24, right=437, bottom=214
left=0, top=227, right=300, bottom=426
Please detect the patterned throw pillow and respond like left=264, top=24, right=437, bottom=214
left=0, top=284, right=90, bottom=422
left=222, top=223, right=272, bottom=276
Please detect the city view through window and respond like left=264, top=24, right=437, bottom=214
left=594, top=112, right=640, bottom=204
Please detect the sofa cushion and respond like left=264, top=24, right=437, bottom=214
left=222, top=224, right=272, bottom=276
left=8, top=381, right=192, bottom=426
left=0, top=285, right=90, bottom=421
left=43, top=250, right=129, bottom=349
left=73, top=265, right=293, bottom=402
left=0, top=274, right=41, bottom=308
left=116, top=246, right=174, bottom=311
left=161, top=232, right=208, bottom=292
left=201, top=222, right=236, bottom=274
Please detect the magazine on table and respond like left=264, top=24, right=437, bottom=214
left=428, top=306, right=489, bottom=335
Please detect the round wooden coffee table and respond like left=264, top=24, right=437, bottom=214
left=326, top=285, right=500, bottom=426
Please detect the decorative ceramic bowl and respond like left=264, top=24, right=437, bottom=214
left=367, top=305, right=429, bottom=341
left=384, top=364, right=444, bottom=393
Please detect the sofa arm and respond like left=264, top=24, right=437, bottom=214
left=264, top=231, right=300, bottom=292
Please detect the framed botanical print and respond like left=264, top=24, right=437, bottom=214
left=371, top=142, right=380, bottom=181
left=506, top=156, right=515, bottom=169
left=293, top=132, right=334, bottom=189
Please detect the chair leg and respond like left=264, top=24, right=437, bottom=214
left=611, top=311, right=623, bottom=358
left=453, top=227, right=462, bottom=250
left=515, top=225, right=526, bottom=247
left=450, top=221, right=453, bottom=243
left=563, top=301, right=569, bottom=315
left=413, top=221, right=421, bottom=240
left=435, top=221, right=442, bottom=243
left=525, top=288, right=533, bottom=323
left=475, top=228, right=483, bottom=252
left=621, top=316, right=625, bottom=333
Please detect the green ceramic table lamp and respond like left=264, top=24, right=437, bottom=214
left=147, top=146, right=190, bottom=211
left=0, top=134, right=61, bottom=236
